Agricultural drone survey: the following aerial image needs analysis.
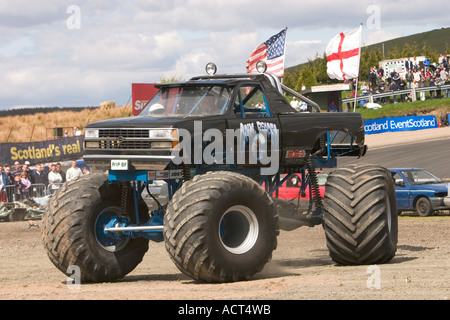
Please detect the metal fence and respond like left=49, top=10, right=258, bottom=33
left=1, top=183, right=48, bottom=203
left=342, top=84, right=450, bottom=108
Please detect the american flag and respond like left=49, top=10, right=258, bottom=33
left=246, top=28, right=287, bottom=77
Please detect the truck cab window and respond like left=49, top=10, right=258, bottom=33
left=234, top=85, right=270, bottom=118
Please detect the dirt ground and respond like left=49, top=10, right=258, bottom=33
left=0, top=128, right=449, bottom=301
left=0, top=214, right=448, bottom=301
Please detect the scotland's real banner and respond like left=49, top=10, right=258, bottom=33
left=0, top=136, right=84, bottom=165
left=364, top=115, right=439, bottom=135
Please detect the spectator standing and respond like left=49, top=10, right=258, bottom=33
left=412, top=57, right=420, bottom=71
left=406, top=69, right=414, bottom=89
left=11, top=161, right=21, bottom=177
left=290, top=97, right=299, bottom=109
left=377, top=66, right=384, bottom=79
left=368, top=66, right=377, bottom=88
left=405, top=58, right=413, bottom=72
left=3, top=166, right=13, bottom=185
left=0, top=164, right=6, bottom=184
left=0, top=165, right=7, bottom=202
left=350, top=78, right=357, bottom=97
left=391, top=74, right=400, bottom=103
left=22, top=163, right=32, bottom=181
left=360, top=82, right=369, bottom=95
left=438, top=54, right=444, bottom=68
left=328, top=101, right=338, bottom=112
left=443, top=55, right=449, bottom=70
left=423, top=57, right=431, bottom=72
left=82, top=167, right=90, bottom=175
left=32, top=163, right=49, bottom=197
left=48, top=164, right=63, bottom=194
left=411, top=80, right=419, bottom=101
left=20, top=172, right=31, bottom=199
left=399, top=77, right=407, bottom=101
left=419, top=77, right=426, bottom=101
left=429, top=76, right=436, bottom=100
left=413, top=69, right=421, bottom=84
left=440, top=68, right=449, bottom=97
left=66, top=160, right=83, bottom=182
left=56, top=163, right=66, bottom=182
left=12, top=175, right=24, bottom=201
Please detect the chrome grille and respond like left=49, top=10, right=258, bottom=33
left=99, top=129, right=149, bottom=138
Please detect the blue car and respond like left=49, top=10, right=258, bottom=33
left=389, top=168, right=450, bottom=216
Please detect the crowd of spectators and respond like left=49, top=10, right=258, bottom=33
left=0, top=160, right=89, bottom=202
left=352, top=54, right=450, bottom=104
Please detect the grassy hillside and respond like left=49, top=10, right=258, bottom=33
left=365, top=27, right=450, bottom=57
left=0, top=105, right=133, bottom=143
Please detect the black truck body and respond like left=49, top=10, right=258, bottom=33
left=83, top=73, right=366, bottom=174
left=42, top=70, right=398, bottom=284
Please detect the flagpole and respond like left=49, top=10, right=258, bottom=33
left=353, top=23, right=363, bottom=112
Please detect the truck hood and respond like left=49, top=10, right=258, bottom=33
left=85, top=115, right=225, bottom=129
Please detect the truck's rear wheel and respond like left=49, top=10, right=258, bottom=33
left=41, top=174, right=149, bottom=283
left=164, top=171, right=279, bottom=282
left=323, top=164, right=398, bottom=265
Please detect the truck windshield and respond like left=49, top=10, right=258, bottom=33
left=139, top=85, right=232, bottom=117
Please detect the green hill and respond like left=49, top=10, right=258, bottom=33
left=365, top=27, right=450, bottom=58
left=287, top=27, right=450, bottom=74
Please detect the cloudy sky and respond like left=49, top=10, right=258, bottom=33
left=0, top=0, right=448, bottom=110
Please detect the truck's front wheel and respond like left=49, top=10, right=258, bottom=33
left=323, top=164, right=398, bottom=265
left=41, top=174, right=149, bottom=283
left=164, top=171, right=279, bottom=282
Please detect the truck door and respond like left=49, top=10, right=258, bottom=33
left=226, top=84, right=281, bottom=173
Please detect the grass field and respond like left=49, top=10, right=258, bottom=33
left=357, top=97, right=450, bottom=120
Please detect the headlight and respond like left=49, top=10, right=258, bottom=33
left=149, top=129, right=173, bottom=139
left=85, top=129, right=99, bottom=138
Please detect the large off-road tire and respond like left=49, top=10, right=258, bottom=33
left=164, top=171, right=279, bottom=283
left=323, top=164, right=398, bottom=265
left=41, top=174, right=149, bottom=283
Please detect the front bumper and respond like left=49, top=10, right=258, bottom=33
left=430, top=197, right=450, bottom=210
left=83, top=127, right=179, bottom=171
left=83, top=154, right=175, bottom=171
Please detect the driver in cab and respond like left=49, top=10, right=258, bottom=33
left=196, top=95, right=222, bottom=115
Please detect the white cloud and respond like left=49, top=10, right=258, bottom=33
left=0, top=0, right=448, bottom=109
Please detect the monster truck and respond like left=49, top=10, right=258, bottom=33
left=41, top=63, right=398, bottom=283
